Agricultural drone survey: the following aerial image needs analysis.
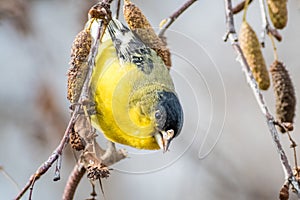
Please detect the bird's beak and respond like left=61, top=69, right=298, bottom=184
left=154, top=129, right=174, bottom=153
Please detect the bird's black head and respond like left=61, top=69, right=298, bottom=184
left=154, top=90, right=184, bottom=152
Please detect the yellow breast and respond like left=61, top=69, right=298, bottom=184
left=90, top=38, right=163, bottom=150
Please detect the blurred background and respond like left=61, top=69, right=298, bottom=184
left=0, top=0, right=300, bottom=199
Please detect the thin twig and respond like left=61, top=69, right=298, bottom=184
left=62, top=19, right=107, bottom=199
left=98, top=178, right=106, bottom=200
left=14, top=112, right=78, bottom=200
left=232, top=0, right=253, bottom=14
left=158, top=0, right=197, bottom=38
left=258, top=0, right=282, bottom=46
left=115, top=0, right=121, bottom=19
left=103, top=0, right=114, bottom=4
left=259, top=0, right=268, bottom=46
left=28, top=176, right=37, bottom=200
left=90, top=181, right=97, bottom=199
left=242, top=0, right=250, bottom=22
left=0, top=166, right=20, bottom=192
left=53, top=153, right=63, bottom=181
left=62, top=163, right=86, bottom=200
left=268, top=32, right=278, bottom=60
left=15, top=2, right=111, bottom=199
left=223, top=0, right=300, bottom=197
left=81, top=23, right=103, bottom=102
left=273, top=122, right=299, bottom=169
left=286, top=131, right=299, bottom=171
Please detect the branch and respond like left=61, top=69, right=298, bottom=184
left=232, top=0, right=253, bottom=14
left=15, top=112, right=78, bottom=200
left=102, top=0, right=114, bottom=4
left=158, top=0, right=197, bottom=38
left=115, top=0, right=121, bottom=19
left=0, top=166, right=20, bottom=192
left=258, top=0, right=282, bottom=46
left=223, top=0, right=300, bottom=197
left=62, top=163, right=86, bottom=200
left=14, top=2, right=111, bottom=199
left=62, top=142, right=127, bottom=200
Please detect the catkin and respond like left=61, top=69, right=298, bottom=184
left=279, top=184, right=289, bottom=200
left=270, top=60, right=296, bottom=132
left=239, top=21, right=270, bottom=90
left=82, top=152, right=110, bottom=180
left=123, top=0, right=171, bottom=68
left=67, top=29, right=92, bottom=103
left=267, top=0, right=288, bottom=29
left=69, top=127, right=86, bottom=151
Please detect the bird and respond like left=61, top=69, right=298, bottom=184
left=89, top=18, right=183, bottom=152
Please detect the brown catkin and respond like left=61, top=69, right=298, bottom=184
left=67, top=29, right=92, bottom=103
left=270, top=60, right=296, bottom=133
left=279, top=184, right=289, bottom=200
left=123, top=0, right=171, bottom=68
left=239, top=21, right=270, bottom=90
left=267, top=0, right=288, bottom=29
left=82, top=152, right=110, bottom=180
left=69, top=127, right=86, bottom=151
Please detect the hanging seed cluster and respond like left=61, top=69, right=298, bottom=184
left=239, top=21, right=270, bottom=90
left=279, top=184, right=289, bottom=200
left=82, top=152, right=110, bottom=180
left=267, top=0, right=288, bottom=29
left=86, top=164, right=110, bottom=180
left=69, top=127, right=86, bottom=151
left=123, top=0, right=172, bottom=68
left=67, top=29, right=92, bottom=103
left=270, top=60, right=296, bottom=132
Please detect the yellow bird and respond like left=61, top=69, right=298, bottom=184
left=90, top=19, right=183, bottom=151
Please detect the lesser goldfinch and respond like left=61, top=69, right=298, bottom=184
left=90, top=19, right=183, bottom=152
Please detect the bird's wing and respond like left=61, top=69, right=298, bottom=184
left=107, top=19, right=157, bottom=75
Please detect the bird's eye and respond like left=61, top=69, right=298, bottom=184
left=155, top=110, right=162, bottom=120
